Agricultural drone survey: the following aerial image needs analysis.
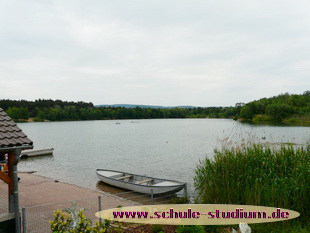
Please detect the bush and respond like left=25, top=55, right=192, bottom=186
left=151, top=224, right=164, bottom=233
left=175, top=225, right=205, bottom=233
left=169, top=197, right=190, bottom=204
left=49, top=203, right=110, bottom=233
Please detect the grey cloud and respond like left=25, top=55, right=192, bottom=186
left=0, top=0, right=309, bottom=106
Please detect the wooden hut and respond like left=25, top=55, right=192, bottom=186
left=0, top=108, right=33, bottom=233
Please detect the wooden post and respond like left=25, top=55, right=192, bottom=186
left=7, top=150, right=21, bottom=233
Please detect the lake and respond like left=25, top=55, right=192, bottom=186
left=18, top=119, right=309, bottom=195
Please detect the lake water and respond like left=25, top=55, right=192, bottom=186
left=18, top=119, right=309, bottom=195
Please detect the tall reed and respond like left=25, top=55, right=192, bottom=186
left=194, top=143, right=309, bottom=226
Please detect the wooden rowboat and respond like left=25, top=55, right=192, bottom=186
left=96, top=169, right=186, bottom=195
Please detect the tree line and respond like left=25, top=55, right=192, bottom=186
left=0, top=91, right=309, bottom=124
left=0, top=99, right=235, bottom=121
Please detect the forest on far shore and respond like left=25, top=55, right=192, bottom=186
left=0, top=91, right=309, bottom=125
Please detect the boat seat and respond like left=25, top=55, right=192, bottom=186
left=135, top=179, right=153, bottom=184
left=116, top=175, right=132, bottom=180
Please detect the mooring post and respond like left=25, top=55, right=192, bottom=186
left=151, top=189, right=154, bottom=204
left=184, top=184, right=188, bottom=199
left=22, top=207, right=26, bottom=233
left=98, top=196, right=102, bottom=223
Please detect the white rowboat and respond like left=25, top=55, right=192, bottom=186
left=20, top=148, right=54, bottom=159
left=96, top=169, right=186, bottom=195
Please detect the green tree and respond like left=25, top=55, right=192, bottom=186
left=240, top=103, right=256, bottom=119
left=265, top=104, right=295, bottom=121
left=6, top=106, right=29, bottom=120
left=35, top=109, right=46, bottom=120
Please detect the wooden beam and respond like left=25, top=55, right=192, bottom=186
left=116, top=175, right=132, bottom=180
left=0, top=170, right=11, bottom=185
left=135, top=179, right=153, bottom=184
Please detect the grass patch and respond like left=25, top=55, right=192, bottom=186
left=169, top=196, right=190, bottom=204
left=283, top=115, right=310, bottom=126
left=252, top=114, right=272, bottom=123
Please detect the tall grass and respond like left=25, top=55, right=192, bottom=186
left=194, top=143, right=309, bottom=227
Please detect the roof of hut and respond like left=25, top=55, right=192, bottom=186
left=0, top=108, right=33, bottom=149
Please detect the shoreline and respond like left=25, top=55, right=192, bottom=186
left=18, top=117, right=310, bottom=126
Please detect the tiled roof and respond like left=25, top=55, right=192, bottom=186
left=0, top=108, right=33, bottom=148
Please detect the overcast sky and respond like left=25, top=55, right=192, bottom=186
left=0, top=0, right=309, bottom=107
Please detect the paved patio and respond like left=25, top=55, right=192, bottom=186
left=1, top=172, right=137, bottom=232
left=18, top=172, right=136, bottom=208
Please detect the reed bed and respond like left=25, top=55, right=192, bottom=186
left=194, top=142, right=309, bottom=231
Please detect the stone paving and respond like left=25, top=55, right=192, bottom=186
left=18, top=172, right=136, bottom=208
left=1, top=172, right=137, bottom=232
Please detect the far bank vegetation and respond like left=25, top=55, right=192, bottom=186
left=0, top=91, right=309, bottom=126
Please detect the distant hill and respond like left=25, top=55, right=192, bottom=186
left=95, top=104, right=197, bottom=109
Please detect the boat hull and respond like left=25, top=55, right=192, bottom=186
left=96, top=169, right=185, bottom=195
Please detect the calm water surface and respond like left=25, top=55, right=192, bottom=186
left=18, top=119, right=309, bottom=194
